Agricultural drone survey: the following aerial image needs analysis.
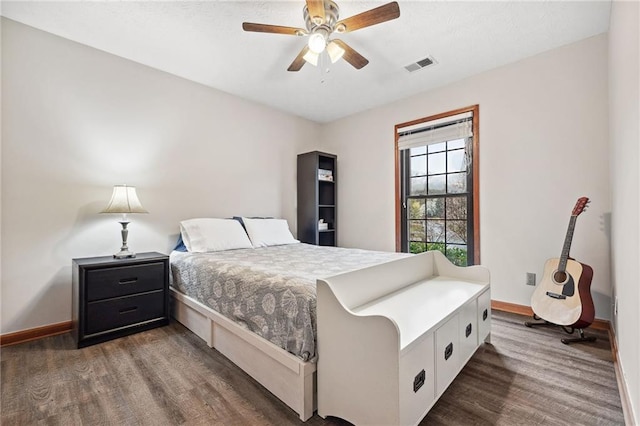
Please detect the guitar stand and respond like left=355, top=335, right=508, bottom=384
left=524, top=314, right=596, bottom=345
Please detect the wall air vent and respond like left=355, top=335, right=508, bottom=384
left=404, top=56, right=436, bottom=73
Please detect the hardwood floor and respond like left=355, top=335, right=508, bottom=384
left=1, top=311, right=623, bottom=425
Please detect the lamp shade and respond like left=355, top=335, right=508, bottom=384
left=101, top=185, right=148, bottom=214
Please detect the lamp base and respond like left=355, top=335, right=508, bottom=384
left=114, top=249, right=136, bottom=259
left=114, top=221, right=135, bottom=259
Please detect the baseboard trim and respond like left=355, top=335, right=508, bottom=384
left=490, top=300, right=609, bottom=330
left=0, top=321, right=72, bottom=347
left=608, top=324, right=637, bottom=426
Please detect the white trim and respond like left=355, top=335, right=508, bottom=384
left=609, top=325, right=638, bottom=426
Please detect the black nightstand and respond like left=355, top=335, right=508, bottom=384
left=72, top=252, right=170, bottom=348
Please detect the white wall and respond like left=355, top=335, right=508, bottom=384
left=320, top=34, right=612, bottom=319
left=0, top=18, right=321, bottom=334
left=608, top=0, right=639, bottom=420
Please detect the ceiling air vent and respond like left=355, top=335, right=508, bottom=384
left=404, top=56, right=436, bottom=73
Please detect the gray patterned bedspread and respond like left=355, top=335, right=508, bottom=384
left=170, top=243, right=407, bottom=361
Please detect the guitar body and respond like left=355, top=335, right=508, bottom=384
left=531, top=257, right=595, bottom=328
left=529, top=197, right=595, bottom=333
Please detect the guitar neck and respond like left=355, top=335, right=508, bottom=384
left=558, top=216, right=577, bottom=272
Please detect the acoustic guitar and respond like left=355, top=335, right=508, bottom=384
left=530, top=197, right=595, bottom=329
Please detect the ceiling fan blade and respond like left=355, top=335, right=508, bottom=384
left=306, top=0, right=326, bottom=24
left=288, top=46, right=310, bottom=72
left=332, top=39, right=369, bottom=69
left=335, top=2, right=400, bottom=33
left=242, top=22, right=307, bottom=36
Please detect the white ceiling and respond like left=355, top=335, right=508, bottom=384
left=1, top=1, right=611, bottom=123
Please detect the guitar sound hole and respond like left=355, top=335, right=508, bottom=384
left=553, top=271, right=568, bottom=283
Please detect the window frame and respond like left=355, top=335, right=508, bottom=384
left=394, top=105, right=480, bottom=264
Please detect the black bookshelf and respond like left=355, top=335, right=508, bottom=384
left=297, top=151, right=337, bottom=246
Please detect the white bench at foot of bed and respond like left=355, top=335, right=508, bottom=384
left=317, top=250, right=491, bottom=426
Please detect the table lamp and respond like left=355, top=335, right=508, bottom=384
left=101, top=185, right=148, bottom=258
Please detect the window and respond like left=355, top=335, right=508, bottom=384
left=395, top=106, right=479, bottom=265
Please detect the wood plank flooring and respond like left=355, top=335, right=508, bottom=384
left=1, top=311, right=624, bottom=425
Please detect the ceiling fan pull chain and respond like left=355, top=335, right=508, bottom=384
left=319, top=51, right=329, bottom=84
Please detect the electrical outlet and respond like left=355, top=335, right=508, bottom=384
left=526, top=272, right=536, bottom=286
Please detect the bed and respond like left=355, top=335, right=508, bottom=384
left=169, top=216, right=407, bottom=420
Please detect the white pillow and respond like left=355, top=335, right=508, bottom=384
left=180, top=218, right=253, bottom=252
left=242, top=217, right=299, bottom=247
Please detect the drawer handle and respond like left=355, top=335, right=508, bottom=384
left=483, top=308, right=488, bottom=321
left=465, top=323, right=473, bottom=338
left=119, top=306, right=138, bottom=314
left=444, top=343, right=454, bottom=360
left=119, top=278, right=138, bottom=285
left=413, top=369, right=425, bottom=393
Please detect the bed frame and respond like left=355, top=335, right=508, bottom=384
left=170, top=288, right=316, bottom=421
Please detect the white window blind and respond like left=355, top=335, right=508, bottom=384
left=397, top=112, right=473, bottom=151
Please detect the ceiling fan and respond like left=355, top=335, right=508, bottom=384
left=242, top=1, right=400, bottom=72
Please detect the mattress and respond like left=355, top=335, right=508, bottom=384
left=170, top=243, right=407, bottom=361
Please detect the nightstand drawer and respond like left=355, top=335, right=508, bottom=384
left=86, top=291, right=165, bottom=335
left=86, top=262, right=165, bottom=301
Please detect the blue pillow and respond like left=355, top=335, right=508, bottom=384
left=173, top=235, right=188, bottom=252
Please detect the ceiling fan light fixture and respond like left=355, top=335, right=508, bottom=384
left=308, top=32, right=327, bottom=53
left=326, top=40, right=345, bottom=63
left=303, top=49, right=320, bottom=66
left=243, top=0, right=401, bottom=72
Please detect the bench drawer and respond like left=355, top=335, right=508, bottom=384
left=477, top=289, right=491, bottom=343
left=435, top=314, right=460, bottom=397
left=400, top=333, right=436, bottom=425
left=458, top=299, right=478, bottom=363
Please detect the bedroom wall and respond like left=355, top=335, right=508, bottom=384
left=608, top=0, right=639, bottom=420
left=0, top=18, right=321, bottom=334
left=319, top=34, right=612, bottom=319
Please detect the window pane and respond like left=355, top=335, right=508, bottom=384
left=410, top=220, right=426, bottom=242
left=447, top=149, right=465, bottom=173
left=446, top=244, right=467, bottom=266
left=427, top=242, right=445, bottom=255
left=448, top=138, right=465, bottom=150
left=446, top=197, right=467, bottom=219
left=409, top=199, right=425, bottom=219
left=426, top=198, right=444, bottom=219
left=428, top=152, right=446, bottom=175
left=446, top=220, right=467, bottom=244
left=410, top=242, right=427, bottom=254
left=428, top=175, right=446, bottom=194
left=410, top=155, right=426, bottom=177
left=427, top=220, right=445, bottom=242
left=410, top=146, right=426, bottom=156
left=447, top=172, right=466, bottom=193
left=410, top=177, right=426, bottom=195
left=428, top=142, right=446, bottom=153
